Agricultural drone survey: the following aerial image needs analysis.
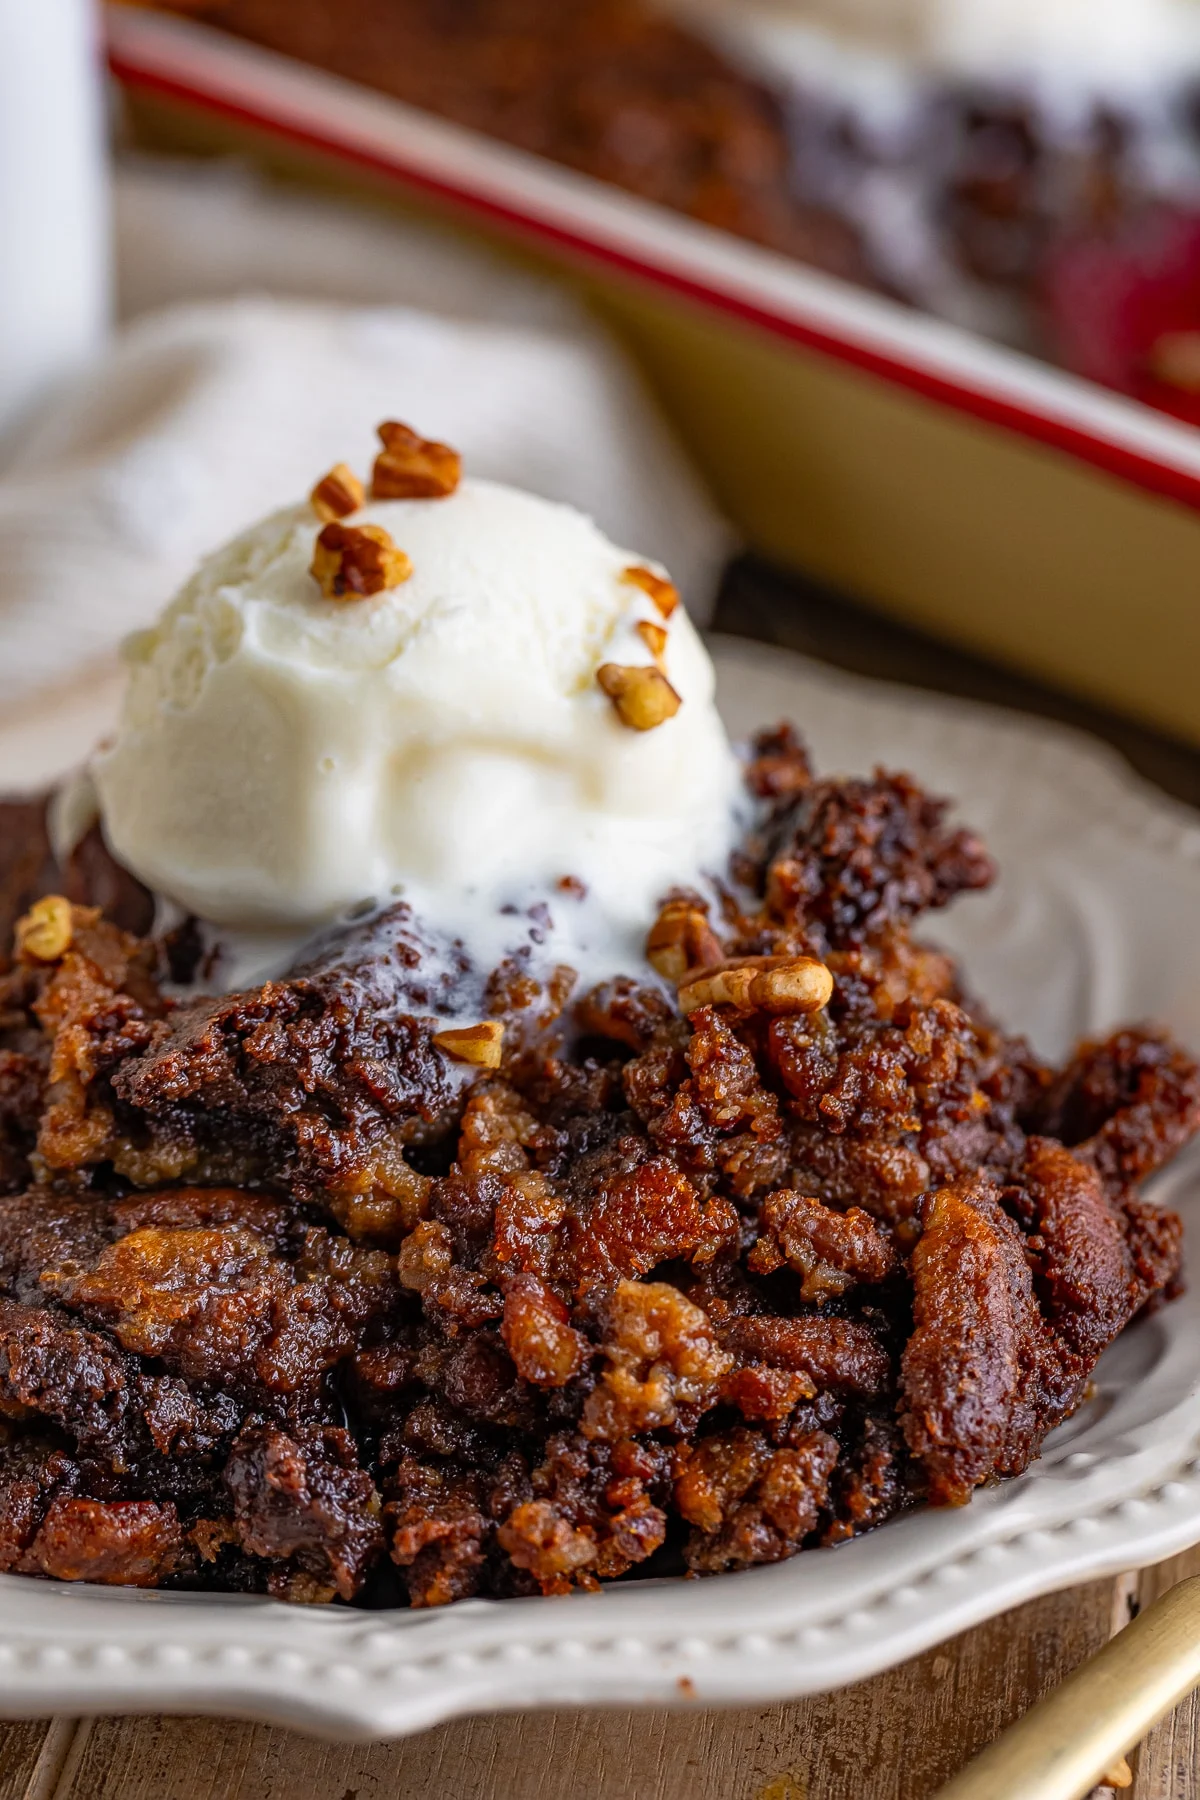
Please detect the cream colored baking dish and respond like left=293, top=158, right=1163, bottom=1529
left=107, top=3, right=1200, bottom=747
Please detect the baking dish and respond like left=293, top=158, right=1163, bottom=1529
left=105, top=3, right=1200, bottom=747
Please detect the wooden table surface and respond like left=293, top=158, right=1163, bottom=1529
left=5, top=562, right=1200, bottom=1800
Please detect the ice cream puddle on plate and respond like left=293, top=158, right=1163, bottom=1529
left=57, top=421, right=745, bottom=1039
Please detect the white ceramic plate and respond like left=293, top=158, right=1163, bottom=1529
left=3, top=636, right=1200, bottom=1739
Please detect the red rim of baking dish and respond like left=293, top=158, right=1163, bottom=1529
left=106, top=3, right=1200, bottom=515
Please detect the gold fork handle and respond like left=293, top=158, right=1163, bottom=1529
left=933, top=1574, right=1200, bottom=1800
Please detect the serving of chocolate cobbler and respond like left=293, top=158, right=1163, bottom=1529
left=0, top=425, right=1195, bottom=1610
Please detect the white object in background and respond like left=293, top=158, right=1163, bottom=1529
left=113, top=154, right=586, bottom=333
left=0, top=0, right=109, bottom=442
left=660, top=0, right=1200, bottom=89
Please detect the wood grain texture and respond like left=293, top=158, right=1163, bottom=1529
left=0, top=1719, right=78, bottom=1800
left=0, top=1723, right=53, bottom=1800
left=1126, top=1549, right=1200, bottom=1798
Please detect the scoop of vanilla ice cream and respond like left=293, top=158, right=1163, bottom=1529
left=92, top=479, right=741, bottom=974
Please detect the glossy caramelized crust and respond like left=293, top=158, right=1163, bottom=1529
left=0, top=727, right=1194, bottom=1606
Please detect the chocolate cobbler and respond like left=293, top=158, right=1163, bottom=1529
left=0, top=728, right=1194, bottom=1604
left=0, top=420, right=1194, bottom=1606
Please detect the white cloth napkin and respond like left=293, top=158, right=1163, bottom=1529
left=0, top=158, right=729, bottom=714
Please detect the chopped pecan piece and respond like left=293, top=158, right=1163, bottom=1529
left=678, top=955, right=833, bottom=1017
left=14, top=895, right=75, bottom=963
left=501, top=1274, right=588, bottom=1387
left=677, top=1426, right=838, bottom=1572
left=371, top=420, right=461, bottom=500
left=582, top=1279, right=733, bottom=1441
left=497, top=1499, right=598, bottom=1587
left=397, top=1219, right=455, bottom=1293
left=432, top=1020, right=505, bottom=1068
left=311, top=522, right=412, bottom=600
left=748, top=1189, right=898, bottom=1301
left=900, top=1177, right=1079, bottom=1504
left=597, top=663, right=682, bottom=731
left=645, top=896, right=724, bottom=984
left=635, top=620, right=669, bottom=667
left=622, top=564, right=679, bottom=618
left=310, top=462, right=365, bottom=522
